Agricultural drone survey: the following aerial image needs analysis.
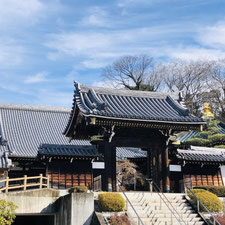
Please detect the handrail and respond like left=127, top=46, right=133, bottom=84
left=117, top=182, right=144, bottom=225
left=0, top=174, right=50, bottom=193
left=149, top=180, right=187, bottom=225
left=185, top=185, right=221, bottom=225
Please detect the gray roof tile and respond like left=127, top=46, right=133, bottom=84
left=0, top=103, right=91, bottom=157
left=0, top=103, right=147, bottom=161
left=177, top=146, right=225, bottom=163
left=65, top=82, right=204, bottom=131
left=39, top=144, right=100, bottom=157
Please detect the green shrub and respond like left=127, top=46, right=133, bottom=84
left=214, top=145, right=225, bottom=149
left=192, top=190, right=223, bottom=212
left=0, top=199, right=17, bottom=225
left=98, top=193, right=125, bottom=212
left=68, top=186, right=88, bottom=193
left=188, top=188, right=207, bottom=199
left=194, top=186, right=225, bottom=197
left=186, top=138, right=210, bottom=146
left=209, top=134, right=225, bottom=144
left=108, top=213, right=131, bottom=225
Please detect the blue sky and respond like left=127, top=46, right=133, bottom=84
left=1, top=0, right=225, bottom=107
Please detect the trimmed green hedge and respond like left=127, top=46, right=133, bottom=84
left=98, top=193, right=125, bottom=212
left=68, top=186, right=88, bottom=193
left=189, top=189, right=223, bottom=212
left=214, top=145, right=225, bottom=148
left=193, top=186, right=225, bottom=197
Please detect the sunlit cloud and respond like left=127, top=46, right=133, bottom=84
left=24, top=72, right=48, bottom=84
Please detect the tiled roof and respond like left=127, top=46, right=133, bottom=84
left=38, top=144, right=146, bottom=159
left=0, top=103, right=91, bottom=157
left=0, top=103, right=147, bottom=163
left=64, top=82, right=204, bottom=134
left=38, top=144, right=100, bottom=157
left=116, top=147, right=147, bottom=159
left=177, top=122, right=225, bottom=143
left=177, top=146, right=225, bottom=163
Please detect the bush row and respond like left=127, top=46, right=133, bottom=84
left=189, top=189, right=223, bottom=212
left=193, top=186, right=225, bottom=197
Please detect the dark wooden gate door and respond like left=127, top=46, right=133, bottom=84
left=93, top=175, right=102, bottom=191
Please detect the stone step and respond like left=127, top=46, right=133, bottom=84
left=129, top=204, right=193, bottom=211
left=132, top=216, right=202, bottom=224
left=128, top=210, right=198, bottom=219
left=132, top=220, right=205, bottom=225
left=125, top=192, right=205, bottom=225
left=126, top=197, right=186, bottom=202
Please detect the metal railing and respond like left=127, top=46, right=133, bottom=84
left=185, top=185, right=221, bottom=225
left=148, top=180, right=188, bottom=225
left=117, top=182, right=144, bottom=225
left=0, top=174, right=50, bottom=193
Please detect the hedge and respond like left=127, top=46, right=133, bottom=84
left=98, top=193, right=125, bottom=212
left=189, top=189, right=223, bottom=212
left=194, top=186, right=225, bottom=197
left=214, top=145, right=225, bottom=149
left=68, top=186, right=88, bottom=193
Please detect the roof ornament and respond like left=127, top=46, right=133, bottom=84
left=203, top=102, right=214, bottom=119
left=74, top=81, right=81, bottom=91
left=178, top=92, right=187, bottom=109
left=0, top=136, right=8, bottom=146
left=88, top=89, right=106, bottom=111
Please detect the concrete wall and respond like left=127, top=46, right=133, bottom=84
left=0, top=189, right=94, bottom=225
left=0, top=189, right=62, bottom=213
left=71, top=193, right=94, bottom=225
left=55, top=193, right=94, bottom=225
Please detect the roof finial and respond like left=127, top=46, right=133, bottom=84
left=203, top=102, right=214, bottom=119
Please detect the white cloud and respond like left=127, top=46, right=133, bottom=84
left=169, top=46, right=225, bottom=61
left=79, top=7, right=111, bottom=28
left=24, top=72, right=48, bottom=84
left=0, top=38, right=25, bottom=67
left=117, top=0, right=166, bottom=8
left=0, top=0, right=45, bottom=28
left=45, top=27, right=179, bottom=68
left=198, top=22, right=225, bottom=49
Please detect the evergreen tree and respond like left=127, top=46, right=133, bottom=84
left=186, top=119, right=225, bottom=148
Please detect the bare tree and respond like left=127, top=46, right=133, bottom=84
left=102, top=55, right=162, bottom=91
left=206, top=60, right=225, bottom=122
left=161, top=60, right=212, bottom=115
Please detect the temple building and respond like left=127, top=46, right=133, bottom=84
left=0, top=103, right=146, bottom=190
left=64, top=82, right=205, bottom=192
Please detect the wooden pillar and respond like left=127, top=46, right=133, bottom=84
left=147, top=150, right=152, bottom=179
left=149, top=146, right=158, bottom=185
left=157, top=146, right=163, bottom=191
left=103, top=142, right=117, bottom=192
left=162, top=143, right=170, bottom=192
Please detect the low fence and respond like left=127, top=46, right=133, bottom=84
left=0, top=174, right=50, bottom=193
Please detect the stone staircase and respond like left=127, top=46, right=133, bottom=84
left=124, top=192, right=206, bottom=225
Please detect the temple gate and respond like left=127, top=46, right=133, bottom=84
left=64, top=82, right=204, bottom=192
